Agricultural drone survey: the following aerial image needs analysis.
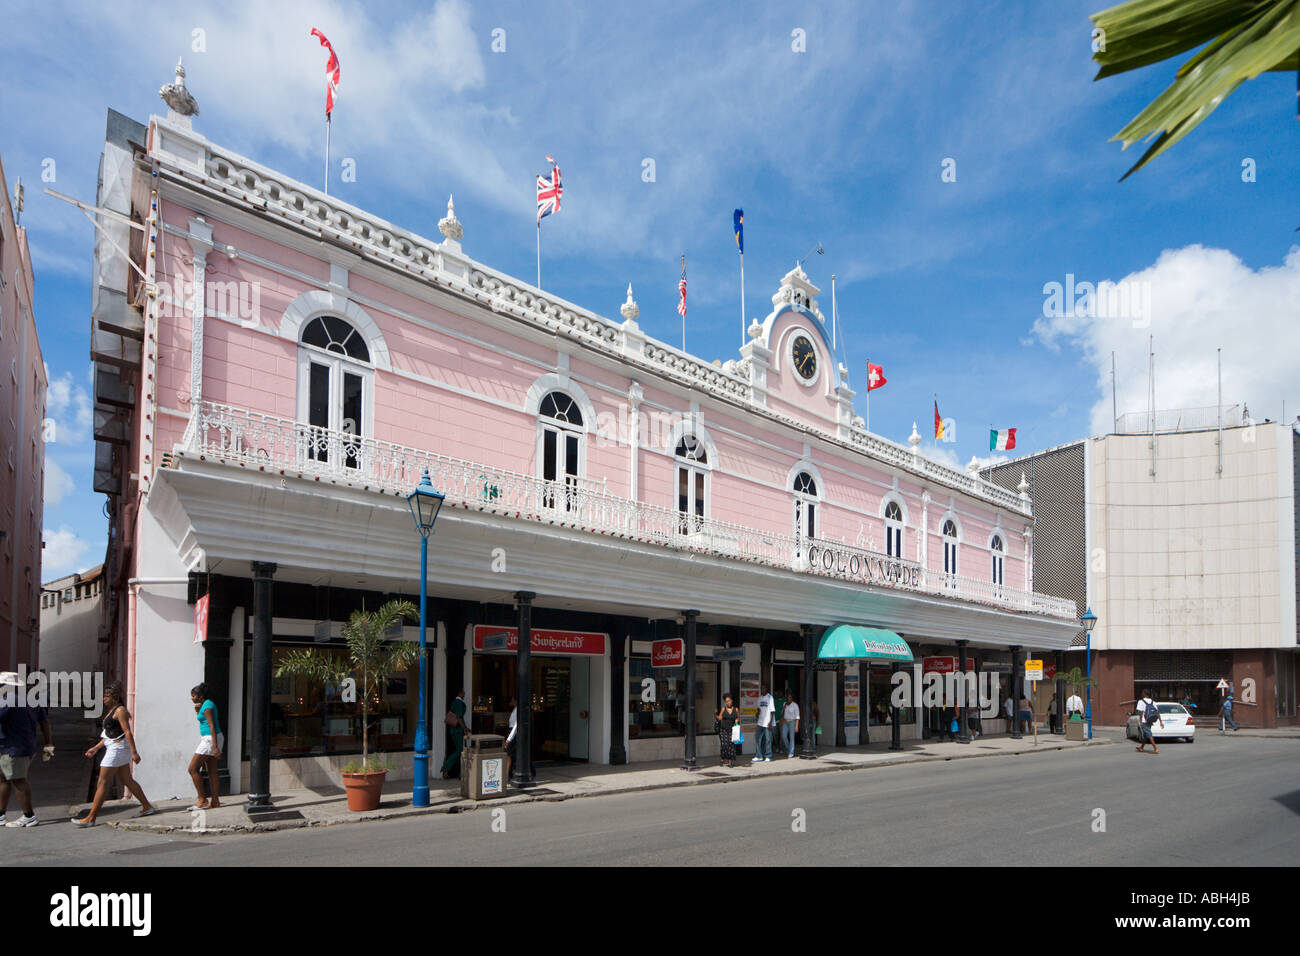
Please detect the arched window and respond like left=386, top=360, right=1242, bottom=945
left=991, top=534, right=1004, bottom=587
left=943, top=519, right=959, bottom=579
left=675, top=435, right=708, bottom=533
left=538, top=391, right=584, bottom=511
left=793, top=471, right=818, bottom=541
left=297, top=315, right=372, bottom=470
left=884, top=500, right=904, bottom=558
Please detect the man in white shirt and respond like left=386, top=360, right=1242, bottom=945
left=1136, top=689, right=1164, bottom=754
left=1066, top=691, right=1084, bottom=720
left=753, top=685, right=775, bottom=763
left=781, top=696, right=800, bottom=758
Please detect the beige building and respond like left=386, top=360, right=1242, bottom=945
left=986, top=411, right=1299, bottom=728
left=0, top=155, right=48, bottom=670
left=39, top=564, right=105, bottom=674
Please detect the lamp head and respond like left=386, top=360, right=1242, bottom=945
left=1080, top=606, right=1097, bottom=632
left=406, top=469, right=446, bottom=537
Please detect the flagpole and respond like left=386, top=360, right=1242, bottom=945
left=325, top=114, right=331, bottom=195
left=739, top=251, right=746, bottom=348
left=681, top=253, right=687, bottom=353
left=537, top=220, right=541, bottom=290
left=865, top=357, right=870, bottom=432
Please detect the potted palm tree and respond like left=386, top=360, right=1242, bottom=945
left=275, top=600, right=420, bottom=811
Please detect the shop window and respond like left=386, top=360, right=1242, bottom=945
left=297, top=316, right=372, bottom=470
left=244, top=641, right=418, bottom=758
left=628, top=658, right=719, bottom=738
left=867, top=666, right=915, bottom=727
left=883, top=500, right=904, bottom=558
left=675, top=435, right=707, bottom=534
left=538, top=391, right=584, bottom=512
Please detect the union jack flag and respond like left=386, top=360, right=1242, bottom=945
left=677, top=261, right=687, bottom=317
left=536, top=157, right=562, bottom=224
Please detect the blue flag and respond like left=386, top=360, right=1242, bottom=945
left=733, top=209, right=743, bottom=254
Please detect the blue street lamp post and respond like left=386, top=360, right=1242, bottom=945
left=1080, top=606, right=1098, bottom=741
left=406, top=469, right=445, bottom=808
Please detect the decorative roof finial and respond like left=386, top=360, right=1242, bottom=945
left=747, top=318, right=762, bottom=340
left=908, top=422, right=921, bottom=448
left=1018, top=472, right=1031, bottom=498
left=438, top=194, right=463, bottom=243
left=620, top=283, right=639, bottom=321
left=159, top=57, right=200, bottom=117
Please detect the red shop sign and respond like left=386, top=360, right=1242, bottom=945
left=472, top=625, right=606, bottom=656
left=922, top=656, right=958, bottom=674
left=651, top=638, right=684, bottom=668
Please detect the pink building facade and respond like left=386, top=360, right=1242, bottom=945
left=0, top=156, right=46, bottom=671
left=91, top=96, right=1077, bottom=800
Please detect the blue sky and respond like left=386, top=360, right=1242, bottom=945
left=3, top=0, right=1298, bottom=579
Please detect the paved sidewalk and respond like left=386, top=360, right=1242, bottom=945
left=70, top=730, right=1119, bottom=836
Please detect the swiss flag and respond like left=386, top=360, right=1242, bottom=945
left=867, top=363, right=887, bottom=391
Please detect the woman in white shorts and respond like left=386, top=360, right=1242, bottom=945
left=74, top=682, right=156, bottom=826
left=188, top=683, right=223, bottom=810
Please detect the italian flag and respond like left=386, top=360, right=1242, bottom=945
left=990, top=428, right=1017, bottom=451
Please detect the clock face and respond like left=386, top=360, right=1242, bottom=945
left=791, top=336, right=817, bottom=382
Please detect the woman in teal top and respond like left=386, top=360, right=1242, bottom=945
left=188, top=683, right=223, bottom=810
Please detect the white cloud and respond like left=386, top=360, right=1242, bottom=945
left=44, top=458, right=76, bottom=507
left=1032, top=245, right=1300, bottom=435
left=42, top=526, right=92, bottom=579
left=43, top=367, right=92, bottom=445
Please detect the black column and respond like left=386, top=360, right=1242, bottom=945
left=609, top=625, right=627, bottom=765
left=246, top=562, right=276, bottom=813
left=511, top=592, right=535, bottom=787
left=956, top=639, right=971, bottom=744
left=800, top=625, right=817, bottom=758
left=1053, top=650, right=1066, bottom=734
left=201, top=576, right=234, bottom=795
left=835, top=661, right=847, bottom=748
left=889, top=662, right=902, bottom=751
left=681, top=610, right=700, bottom=771
left=1009, top=645, right=1023, bottom=740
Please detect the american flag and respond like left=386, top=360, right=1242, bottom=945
left=310, top=29, right=341, bottom=117
left=677, top=260, right=687, bottom=317
left=536, top=157, right=562, bottom=224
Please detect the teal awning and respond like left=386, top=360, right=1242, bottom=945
left=817, top=625, right=913, bottom=662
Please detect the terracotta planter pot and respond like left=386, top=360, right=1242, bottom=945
left=341, top=769, right=387, bottom=812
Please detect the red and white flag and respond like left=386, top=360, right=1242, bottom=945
left=866, top=362, right=887, bottom=391
left=310, top=28, right=341, bottom=117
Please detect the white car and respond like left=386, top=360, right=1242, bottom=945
left=1125, top=702, right=1196, bottom=743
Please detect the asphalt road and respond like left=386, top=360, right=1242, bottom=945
left=7, top=734, right=1298, bottom=866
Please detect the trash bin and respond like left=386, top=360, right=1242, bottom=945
left=1065, top=715, right=1086, bottom=741
left=460, top=733, right=507, bottom=800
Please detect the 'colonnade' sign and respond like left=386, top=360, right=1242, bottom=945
left=806, top=545, right=921, bottom=589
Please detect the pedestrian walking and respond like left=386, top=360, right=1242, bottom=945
left=968, top=702, right=982, bottom=740
left=1221, top=690, right=1240, bottom=732
left=504, top=696, right=518, bottom=779
left=0, top=671, right=53, bottom=827
left=1048, top=694, right=1059, bottom=734
left=187, top=683, right=223, bottom=810
left=752, top=684, right=775, bottom=763
left=74, top=682, right=156, bottom=826
left=441, top=689, right=470, bottom=778
left=1135, top=689, right=1164, bottom=754
left=716, top=693, right=739, bottom=767
left=781, top=694, right=800, bottom=758
left=1003, top=693, right=1014, bottom=732
left=937, top=704, right=954, bottom=741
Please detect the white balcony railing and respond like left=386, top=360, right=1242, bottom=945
left=179, top=402, right=1077, bottom=619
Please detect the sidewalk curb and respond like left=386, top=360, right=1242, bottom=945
left=93, top=737, right=1118, bottom=836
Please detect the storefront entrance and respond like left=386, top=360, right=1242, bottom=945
left=472, top=653, right=591, bottom=764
